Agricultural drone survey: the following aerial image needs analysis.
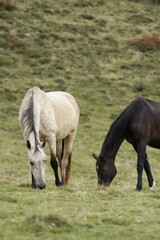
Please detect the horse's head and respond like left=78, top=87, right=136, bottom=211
left=93, top=154, right=117, bottom=187
left=27, top=140, right=46, bottom=189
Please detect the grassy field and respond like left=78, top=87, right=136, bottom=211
left=0, top=0, right=160, bottom=239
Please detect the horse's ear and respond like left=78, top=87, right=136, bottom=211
left=92, top=153, right=98, bottom=160
left=42, top=141, right=46, bottom=148
left=26, top=140, right=31, bottom=149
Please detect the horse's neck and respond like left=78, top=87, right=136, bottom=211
left=100, top=120, right=126, bottom=161
left=100, top=106, right=131, bottom=162
left=30, top=87, right=44, bottom=145
left=101, top=135, right=125, bottom=161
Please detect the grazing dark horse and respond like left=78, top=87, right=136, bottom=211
left=93, top=96, right=160, bottom=191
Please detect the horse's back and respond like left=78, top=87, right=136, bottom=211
left=126, top=97, right=160, bottom=146
left=47, top=91, right=79, bottom=110
left=131, top=97, right=160, bottom=111
left=40, top=91, right=80, bottom=139
left=46, top=91, right=80, bottom=121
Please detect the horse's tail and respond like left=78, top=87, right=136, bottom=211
left=64, top=152, right=72, bottom=185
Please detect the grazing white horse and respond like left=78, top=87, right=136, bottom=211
left=18, top=86, right=80, bottom=189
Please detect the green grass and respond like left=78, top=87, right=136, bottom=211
left=0, top=0, right=160, bottom=239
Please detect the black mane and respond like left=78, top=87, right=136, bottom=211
left=101, top=97, right=144, bottom=159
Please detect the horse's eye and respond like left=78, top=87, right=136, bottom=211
left=30, top=161, right=34, bottom=166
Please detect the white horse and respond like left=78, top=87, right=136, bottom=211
left=18, top=86, right=80, bottom=189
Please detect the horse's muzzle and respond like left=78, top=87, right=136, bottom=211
left=98, top=179, right=110, bottom=187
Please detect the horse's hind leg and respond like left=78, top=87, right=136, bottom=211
left=144, top=154, right=155, bottom=189
left=65, top=152, right=72, bottom=184
left=61, top=132, right=76, bottom=185
left=57, top=139, right=72, bottom=185
left=56, top=139, right=63, bottom=167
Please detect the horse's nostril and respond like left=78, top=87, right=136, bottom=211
left=37, top=183, right=46, bottom=189
left=98, top=179, right=102, bottom=185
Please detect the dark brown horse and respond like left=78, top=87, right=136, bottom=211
left=93, top=97, right=160, bottom=191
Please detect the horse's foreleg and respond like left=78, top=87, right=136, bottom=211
left=50, top=153, right=62, bottom=186
left=144, top=155, right=155, bottom=189
left=135, top=143, right=147, bottom=191
left=48, top=135, right=62, bottom=187
left=136, top=157, right=144, bottom=191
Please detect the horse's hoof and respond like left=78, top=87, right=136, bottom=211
left=55, top=181, right=63, bottom=187
left=135, top=187, right=141, bottom=191
left=150, top=181, right=155, bottom=190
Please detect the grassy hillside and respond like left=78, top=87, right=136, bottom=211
left=0, top=0, right=160, bottom=239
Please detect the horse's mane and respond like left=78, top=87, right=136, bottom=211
left=21, top=89, right=34, bottom=140
left=101, top=100, right=134, bottom=158
left=106, top=96, right=155, bottom=144
left=20, top=88, right=39, bottom=150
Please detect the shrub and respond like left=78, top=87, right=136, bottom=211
left=0, top=1, right=16, bottom=11
left=129, top=36, right=160, bottom=51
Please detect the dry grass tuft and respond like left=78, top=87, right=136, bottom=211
left=129, top=36, right=160, bottom=51
left=80, top=14, right=95, bottom=20
left=0, top=1, right=16, bottom=11
left=10, top=41, right=27, bottom=50
left=130, top=14, right=153, bottom=22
